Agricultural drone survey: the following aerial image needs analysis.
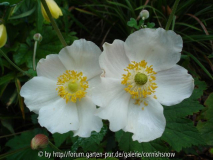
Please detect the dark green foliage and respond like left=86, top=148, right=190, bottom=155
left=5, top=130, right=53, bottom=160
left=0, top=0, right=213, bottom=159
left=197, top=93, right=213, bottom=145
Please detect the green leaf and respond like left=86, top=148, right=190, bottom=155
left=197, top=93, right=213, bottom=145
left=127, top=18, right=139, bottom=29
left=53, top=132, right=73, bottom=147
left=1, top=119, right=15, bottom=133
left=115, top=130, right=170, bottom=159
left=162, top=78, right=206, bottom=151
left=6, top=130, right=53, bottom=160
left=0, top=72, right=15, bottom=85
left=33, top=128, right=49, bottom=136
left=13, top=43, right=32, bottom=67
left=11, top=0, right=36, bottom=19
left=161, top=118, right=205, bottom=152
left=0, top=2, right=10, bottom=6
left=191, top=78, right=208, bottom=100
left=71, top=125, right=108, bottom=152
left=147, top=22, right=155, bottom=28
left=0, top=0, right=22, bottom=6
left=25, top=68, right=37, bottom=77
left=10, top=6, right=36, bottom=19
left=31, top=114, right=38, bottom=124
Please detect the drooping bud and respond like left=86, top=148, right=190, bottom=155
left=0, top=24, right=7, bottom=48
left=31, top=134, right=49, bottom=150
left=139, top=10, right=149, bottom=20
left=41, top=0, right=63, bottom=22
left=33, top=33, right=43, bottom=42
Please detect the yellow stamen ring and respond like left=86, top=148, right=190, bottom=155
left=56, top=70, right=88, bottom=103
left=121, top=60, right=158, bottom=106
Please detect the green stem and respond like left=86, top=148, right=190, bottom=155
left=40, top=0, right=67, bottom=47
left=48, top=141, right=62, bottom=152
left=33, top=41, right=38, bottom=70
left=165, top=0, right=180, bottom=30
left=0, top=49, right=31, bottom=77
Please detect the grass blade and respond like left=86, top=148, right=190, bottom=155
left=165, top=0, right=180, bottom=30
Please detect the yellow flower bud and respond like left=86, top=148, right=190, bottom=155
left=41, top=0, right=63, bottom=22
left=0, top=24, right=7, bottom=48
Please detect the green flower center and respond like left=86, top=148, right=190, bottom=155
left=68, top=81, right=79, bottom=92
left=134, top=72, right=148, bottom=85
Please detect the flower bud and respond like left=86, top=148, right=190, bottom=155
left=139, top=10, right=149, bottom=20
left=41, top=0, right=63, bottom=22
left=0, top=24, right=7, bottom=48
left=31, top=134, right=49, bottom=150
left=33, top=33, right=43, bottom=42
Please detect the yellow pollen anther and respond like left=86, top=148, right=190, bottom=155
left=121, top=60, right=158, bottom=105
left=56, top=70, right=88, bottom=103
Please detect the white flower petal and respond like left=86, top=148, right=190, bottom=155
left=38, top=98, right=79, bottom=134
left=155, top=65, right=194, bottom=106
left=87, top=75, right=101, bottom=97
left=96, top=90, right=130, bottom=132
left=37, top=54, right=66, bottom=81
left=92, top=77, right=125, bottom=107
left=73, top=97, right=103, bottom=137
left=124, top=28, right=183, bottom=72
left=124, top=97, right=166, bottom=142
left=20, top=77, right=58, bottom=114
left=59, top=39, right=102, bottom=80
left=100, top=40, right=130, bottom=79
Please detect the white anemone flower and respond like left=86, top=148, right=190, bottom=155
left=92, top=28, right=194, bottom=142
left=20, top=39, right=103, bottom=137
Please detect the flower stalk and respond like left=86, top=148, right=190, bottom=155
left=0, top=49, right=31, bottom=77
left=40, top=0, right=67, bottom=47
left=33, top=33, right=43, bottom=70
left=48, top=141, right=62, bottom=152
left=33, top=41, right=38, bottom=71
